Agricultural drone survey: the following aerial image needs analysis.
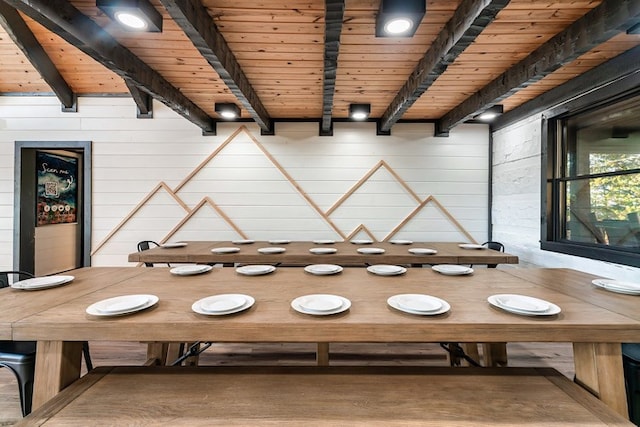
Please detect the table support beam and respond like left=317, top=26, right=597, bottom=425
left=33, top=341, right=82, bottom=410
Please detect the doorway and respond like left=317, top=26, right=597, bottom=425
left=13, top=141, right=92, bottom=274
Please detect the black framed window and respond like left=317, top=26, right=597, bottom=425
left=542, top=92, right=640, bottom=267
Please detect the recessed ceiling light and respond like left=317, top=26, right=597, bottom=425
left=96, top=0, right=163, bottom=32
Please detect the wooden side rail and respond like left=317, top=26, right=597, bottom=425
left=18, top=366, right=632, bottom=426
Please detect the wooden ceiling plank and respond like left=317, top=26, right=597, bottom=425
left=378, top=0, right=511, bottom=134
left=0, top=2, right=75, bottom=110
left=4, top=0, right=216, bottom=133
left=160, top=0, right=273, bottom=134
left=321, top=0, right=345, bottom=135
left=436, top=0, right=640, bottom=136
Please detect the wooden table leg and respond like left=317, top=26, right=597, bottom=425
left=482, top=343, right=508, bottom=367
left=316, top=342, right=329, bottom=366
left=573, top=342, right=629, bottom=418
left=145, top=342, right=169, bottom=366
left=32, top=341, right=82, bottom=410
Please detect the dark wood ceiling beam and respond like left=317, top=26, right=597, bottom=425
left=0, top=1, right=76, bottom=111
left=378, top=0, right=510, bottom=134
left=320, top=0, right=345, bottom=136
left=436, top=0, right=640, bottom=136
left=124, top=80, right=153, bottom=118
left=160, top=0, right=273, bottom=135
left=4, top=0, right=216, bottom=134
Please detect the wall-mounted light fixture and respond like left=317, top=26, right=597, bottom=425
left=376, top=0, right=425, bottom=38
left=349, top=104, right=371, bottom=121
left=475, top=105, right=504, bottom=122
left=215, top=103, right=241, bottom=120
left=97, top=0, right=163, bottom=32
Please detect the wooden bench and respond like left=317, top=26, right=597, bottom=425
left=17, top=366, right=633, bottom=426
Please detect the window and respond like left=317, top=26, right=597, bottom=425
left=542, top=92, right=640, bottom=267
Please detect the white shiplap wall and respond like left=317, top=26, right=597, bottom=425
left=492, top=115, right=640, bottom=281
left=0, top=96, right=490, bottom=269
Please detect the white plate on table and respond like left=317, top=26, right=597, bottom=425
left=409, top=248, right=438, bottom=255
left=211, top=247, right=240, bottom=254
left=291, top=294, right=351, bottom=316
left=458, top=243, right=486, bottom=250
left=232, top=239, right=254, bottom=245
left=309, top=247, right=337, bottom=255
left=592, top=279, right=640, bottom=295
left=367, top=264, right=407, bottom=276
left=313, top=239, right=335, bottom=244
left=235, top=265, right=276, bottom=276
left=387, top=294, right=450, bottom=316
left=431, top=264, right=473, bottom=276
left=357, top=247, right=385, bottom=254
left=488, top=294, right=561, bottom=316
left=390, top=239, right=413, bottom=245
left=161, top=242, right=188, bottom=248
left=350, top=239, right=373, bottom=245
left=304, top=264, right=343, bottom=275
left=258, top=247, right=286, bottom=254
left=192, top=294, right=255, bottom=316
left=11, top=275, right=75, bottom=290
left=86, top=294, right=158, bottom=317
left=269, top=239, right=291, bottom=244
left=170, top=265, right=213, bottom=276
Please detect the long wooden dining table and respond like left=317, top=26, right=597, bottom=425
left=3, top=265, right=637, bottom=418
left=127, top=240, right=519, bottom=266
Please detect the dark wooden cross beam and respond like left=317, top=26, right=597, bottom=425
left=436, top=0, right=640, bottom=136
left=124, top=80, right=153, bottom=119
left=161, top=0, right=273, bottom=135
left=4, top=0, right=216, bottom=134
left=0, top=1, right=76, bottom=111
left=320, top=0, right=345, bottom=136
left=378, top=0, right=510, bottom=135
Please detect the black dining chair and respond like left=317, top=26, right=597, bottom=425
left=482, top=241, right=505, bottom=269
left=0, top=271, right=93, bottom=416
left=137, top=240, right=170, bottom=267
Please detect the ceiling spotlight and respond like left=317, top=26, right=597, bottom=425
left=215, top=103, right=241, bottom=120
left=349, top=104, right=371, bottom=121
left=475, top=105, right=504, bottom=122
left=97, top=0, right=163, bottom=32
left=376, top=0, right=425, bottom=38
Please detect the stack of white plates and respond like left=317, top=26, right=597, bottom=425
left=269, top=239, right=291, bottom=244
left=357, top=247, right=385, bottom=254
left=11, top=275, right=75, bottom=290
left=431, top=265, right=473, bottom=275
left=350, top=239, right=373, bottom=244
left=235, top=265, right=276, bottom=276
left=258, top=247, right=286, bottom=254
left=387, top=294, right=450, bottom=316
left=309, top=247, right=337, bottom=254
left=487, top=294, right=561, bottom=316
left=304, top=264, right=343, bottom=275
left=86, top=294, right=159, bottom=317
left=366, top=264, right=406, bottom=276
left=313, top=239, right=335, bottom=244
left=211, top=247, right=240, bottom=254
left=458, top=243, right=485, bottom=250
left=408, top=248, right=437, bottom=255
left=232, top=239, right=254, bottom=245
left=291, top=294, right=351, bottom=315
left=161, top=242, right=188, bottom=248
left=170, top=265, right=213, bottom=276
left=192, top=294, right=254, bottom=316
left=390, top=239, right=413, bottom=245
left=592, top=279, right=640, bottom=295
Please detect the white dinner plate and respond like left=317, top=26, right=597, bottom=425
left=11, top=275, right=75, bottom=290
left=309, top=247, right=337, bottom=254
left=431, top=264, right=473, bottom=276
left=458, top=243, right=486, bottom=250
left=592, top=279, right=640, bottom=295
left=390, top=239, right=413, bottom=245
left=357, top=247, right=385, bottom=254
left=86, top=294, right=158, bottom=317
left=269, top=239, right=291, bottom=244
left=387, top=294, right=450, bottom=316
left=258, top=247, right=286, bottom=254
left=487, top=294, right=561, bottom=316
left=366, top=264, right=407, bottom=276
left=313, top=239, right=336, bottom=244
left=304, top=264, right=343, bottom=275
left=170, top=265, right=213, bottom=276
left=492, top=294, right=550, bottom=313
left=408, top=248, right=438, bottom=255
left=235, top=265, right=276, bottom=276
left=211, top=247, right=240, bottom=254
left=192, top=294, right=255, bottom=316
left=291, top=294, right=351, bottom=316
left=350, top=239, right=373, bottom=244
left=232, top=239, right=255, bottom=245
left=161, top=242, right=188, bottom=248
